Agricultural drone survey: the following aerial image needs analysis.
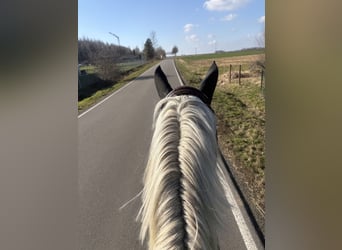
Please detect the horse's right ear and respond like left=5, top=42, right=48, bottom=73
left=154, top=66, right=173, bottom=99
left=199, top=61, right=218, bottom=105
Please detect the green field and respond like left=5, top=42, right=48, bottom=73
left=181, top=48, right=265, bottom=61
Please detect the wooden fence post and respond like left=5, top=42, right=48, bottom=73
left=239, top=65, right=241, bottom=85
left=229, top=64, right=232, bottom=83
left=260, top=70, right=264, bottom=89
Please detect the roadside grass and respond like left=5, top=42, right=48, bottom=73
left=176, top=55, right=265, bottom=231
left=78, top=61, right=159, bottom=113
left=79, top=65, right=97, bottom=74
left=213, top=84, right=265, bottom=175
left=80, top=61, right=144, bottom=74
left=117, top=61, right=145, bottom=73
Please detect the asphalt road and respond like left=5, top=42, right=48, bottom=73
left=79, top=59, right=263, bottom=250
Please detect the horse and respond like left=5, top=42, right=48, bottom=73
left=137, top=62, right=229, bottom=250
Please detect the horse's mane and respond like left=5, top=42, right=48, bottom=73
left=138, top=95, right=229, bottom=249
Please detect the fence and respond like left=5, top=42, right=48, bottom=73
left=227, top=64, right=265, bottom=89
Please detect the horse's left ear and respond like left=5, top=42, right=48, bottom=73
left=199, top=61, right=218, bottom=105
left=154, top=65, right=173, bottom=99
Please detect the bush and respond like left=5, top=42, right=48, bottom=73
left=96, top=61, right=120, bottom=82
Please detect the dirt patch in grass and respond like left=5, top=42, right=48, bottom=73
left=176, top=54, right=265, bottom=235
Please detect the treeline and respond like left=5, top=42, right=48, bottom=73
left=78, top=37, right=169, bottom=65
left=78, top=38, right=136, bottom=65
left=78, top=38, right=145, bottom=82
left=78, top=35, right=170, bottom=82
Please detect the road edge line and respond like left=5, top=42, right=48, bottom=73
left=78, top=65, right=158, bottom=119
left=78, top=80, right=134, bottom=119
left=219, top=151, right=265, bottom=248
left=219, top=154, right=259, bottom=250
left=172, top=59, right=184, bottom=86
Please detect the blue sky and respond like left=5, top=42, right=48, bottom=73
left=78, top=0, right=265, bottom=55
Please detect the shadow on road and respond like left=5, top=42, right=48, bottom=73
left=135, top=75, right=154, bottom=81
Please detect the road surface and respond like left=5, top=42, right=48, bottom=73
left=79, top=59, right=263, bottom=249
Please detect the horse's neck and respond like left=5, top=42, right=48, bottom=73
left=141, top=97, right=227, bottom=250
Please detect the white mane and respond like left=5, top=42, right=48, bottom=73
left=138, top=95, right=229, bottom=250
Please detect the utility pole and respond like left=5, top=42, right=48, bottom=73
left=109, top=32, right=121, bottom=59
left=109, top=32, right=120, bottom=47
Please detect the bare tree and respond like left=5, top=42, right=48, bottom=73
left=96, top=57, right=120, bottom=82
left=255, top=31, right=265, bottom=71
left=78, top=37, right=132, bottom=65
left=155, top=47, right=166, bottom=59
left=150, top=31, right=158, bottom=48
left=256, top=30, right=265, bottom=49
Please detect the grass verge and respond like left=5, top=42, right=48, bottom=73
left=176, top=56, right=265, bottom=234
left=78, top=61, right=159, bottom=114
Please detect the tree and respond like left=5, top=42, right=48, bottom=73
left=256, top=30, right=265, bottom=49
left=97, top=59, right=120, bottom=82
left=150, top=31, right=158, bottom=48
left=171, top=46, right=178, bottom=57
left=155, top=47, right=166, bottom=60
left=78, top=37, right=132, bottom=65
left=143, top=38, right=155, bottom=60
left=255, top=31, right=265, bottom=70
left=132, top=46, right=140, bottom=56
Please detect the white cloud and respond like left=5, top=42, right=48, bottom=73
left=222, top=13, right=237, bottom=21
left=204, top=0, right=250, bottom=11
left=258, top=15, right=265, bottom=23
left=184, top=23, right=194, bottom=33
left=208, top=39, right=217, bottom=45
left=186, top=34, right=199, bottom=43
left=208, top=34, right=217, bottom=46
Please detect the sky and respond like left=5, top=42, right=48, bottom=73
left=78, top=0, right=265, bottom=55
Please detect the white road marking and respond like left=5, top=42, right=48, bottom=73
left=219, top=164, right=259, bottom=250
left=78, top=68, right=156, bottom=119
left=79, top=60, right=182, bottom=119
left=172, top=59, right=184, bottom=86
left=79, top=60, right=260, bottom=249
left=78, top=79, right=134, bottom=119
